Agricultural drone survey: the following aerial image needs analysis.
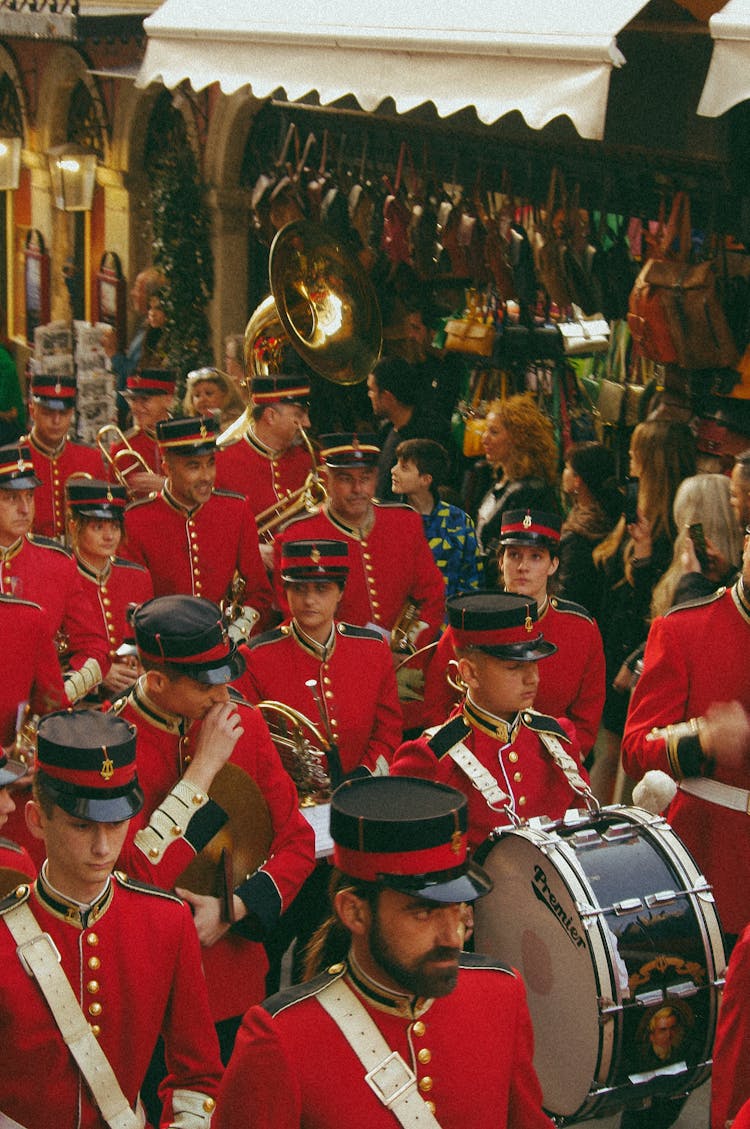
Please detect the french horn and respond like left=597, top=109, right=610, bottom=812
left=257, top=700, right=332, bottom=807
left=217, top=219, right=382, bottom=449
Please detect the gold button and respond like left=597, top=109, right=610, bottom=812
left=170, top=826, right=183, bottom=836
left=88, top=1002, right=102, bottom=1016
left=194, top=568, right=201, bottom=577
left=149, top=848, right=159, bottom=859
left=86, top=933, right=99, bottom=946
left=513, top=772, right=522, bottom=782
left=508, top=752, right=519, bottom=763
left=86, top=980, right=100, bottom=995
left=419, top=1077, right=433, bottom=1093
left=88, top=956, right=100, bottom=970
left=412, top=1021, right=425, bottom=1037
left=523, top=712, right=533, bottom=723
left=324, top=691, right=333, bottom=699
left=103, top=598, right=111, bottom=607
left=90, top=1024, right=101, bottom=1037
left=425, top=1101, right=436, bottom=1114
left=372, top=600, right=380, bottom=609
left=203, top=1098, right=216, bottom=1113
left=363, top=552, right=371, bottom=560
left=519, top=796, right=527, bottom=806
left=417, top=1048, right=432, bottom=1064
left=192, top=793, right=204, bottom=805
left=323, top=677, right=332, bottom=686
left=328, top=963, right=344, bottom=975
left=15, top=884, right=28, bottom=899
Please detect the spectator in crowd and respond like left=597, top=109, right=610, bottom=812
left=390, top=437, right=482, bottom=603
left=730, top=449, right=750, bottom=532
left=183, top=365, right=245, bottom=432
left=103, top=266, right=166, bottom=423
left=139, top=287, right=169, bottom=370
left=650, top=473, right=743, bottom=617
left=472, top=393, right=560, bottom=585
left=591, top=419, right=695, bottom=802
left=558, top=441, right=622, bottom=622
left=224, top=332, right=247, bottom=390
left=0, top=316, right=24, bottom=444
left=368, top=355, right=451, bottom=501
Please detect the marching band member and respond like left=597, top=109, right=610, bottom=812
left=24, top=372, right=103, bottom=540
left=273, top=433, right=445, bottom=656
left=234, top=537, right=402, bottom=988
left=215, top=373, right=313, bottom=518
left=391, top=592, right=588, bottom=852
left=107, top=367, right=176, bottom=497
left=422, top=510, right=605, bottom=762
left=0, top=747, right=35, bottom=888
left=0, top=442, right=110, bottom=703
left=0, top=593, right=65, bottom=751
left=0, top=709, right=223, bottom=1127
left=113, top=595, right=315, bottom=1059
left=217, top=776, right=554, bottom=1129
left=66, top=478, right=153, bottom=698
left=122, top=415, right=273, bottom=642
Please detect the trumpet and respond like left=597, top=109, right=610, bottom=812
left=390, top=599, right=428, bottom=656
left=255, top=426, right=327, bottom=543
left=96, top=424, right=152, bottom=495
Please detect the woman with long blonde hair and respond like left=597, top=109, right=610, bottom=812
left=650, top=473, right=742, bottom=618
left=591, top=419, right=696, bottom=801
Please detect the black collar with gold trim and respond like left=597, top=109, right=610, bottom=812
left=162, top=483, right=207, bottom=519
left=463, top=696, right=521, bottom=744
left=245, top=428, right=280, bottom=460
left=291, top=619, right=336, bottom=662
left=324, top=503, right=375, bottom=542
left=35, top=864, right=113, bottom=930
left=121, top=677, right=187, bottom=736
left=733, top=578, right=750, bottom=624
left=346, top=953, right=433, bottom=1020
left=0, top=536, right=24, bottom=563
left=29, top=431, right=66, bottom=460
left=76, top=555, right=113, bottom=586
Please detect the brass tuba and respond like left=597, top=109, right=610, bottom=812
left=217, top=219, right=382, bottom=450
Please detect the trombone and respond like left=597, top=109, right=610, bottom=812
left=96, top=424, right=153, bottom=496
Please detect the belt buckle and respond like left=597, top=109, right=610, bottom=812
left=364, top=1051, right=416, bottom=1107
left=16, top=931, right=62, bottom=977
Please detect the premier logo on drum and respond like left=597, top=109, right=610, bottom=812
left=532, top=864, right=587, bottom=949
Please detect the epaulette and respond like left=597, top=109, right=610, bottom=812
left=0, top=837, right=25, bottom=855
left=336, top=623, right=386, bottom=642
left=521, top=710, right=571, bottom=743
left=125, top=493, right=158, bottom=511
left=112, top=556, right=149, bottom=572
left=213, top=488, right=245, bottom=501
left=247, top=625, right=289, bottom=650
left=428, top=714, right=471, bottom=759
left=548, top=596, right=595, bottom=623
left=227, top=686, right=254, bottom=707
left=26, top=534, right=72, bottom=558
left=459, top=952, right=515, bottom=976
left=113, top=871, right=182, bottom=904
left=373, top=500, right=414, bottom=512
left=263, top=962, right=347, bottom=1018
left=0, top=593, right=42, bottom=610
left=124, top=426, right=140, bottom=439
left=664, top=586, right=727, bottom=617
left=279, top=510, right=317, bottom=533
left=0, top=882, right=31, bottom=916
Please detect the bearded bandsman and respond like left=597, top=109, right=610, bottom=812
left=24, top=372, right=103, bottom=540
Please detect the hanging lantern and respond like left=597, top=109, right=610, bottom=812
left=47, top=143, right=97, bottom=211
left=0, top=136, right=21, bottom=192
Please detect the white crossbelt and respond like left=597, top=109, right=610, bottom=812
left=446, top=741, right=509, bottom=810
left=679, top=777, right=750, bottom=814
left=4, top=900, right=145, bottom=1129
left=316, top=978, right=443, bottom=1128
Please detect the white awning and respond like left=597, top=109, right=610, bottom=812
left=137, top=0, right=650, bottom=141
left=698, top=0, right=750, bottom=117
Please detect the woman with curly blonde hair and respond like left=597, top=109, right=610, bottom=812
left=474, top=394, right=560, bottom=578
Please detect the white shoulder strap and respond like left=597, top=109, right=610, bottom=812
left=445, top=741, right=509, bottom=811
left=316, top=978, right=443, bottom=1128
left=4, top=899, right=144, bottom=1129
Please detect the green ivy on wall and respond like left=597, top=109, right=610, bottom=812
left=146, top=93, right=214, bottom=394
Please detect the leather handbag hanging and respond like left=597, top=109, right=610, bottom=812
left=535, top=167, right=572, bottom=310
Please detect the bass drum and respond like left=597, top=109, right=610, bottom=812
left=474, top=805, right=726, bottom=1123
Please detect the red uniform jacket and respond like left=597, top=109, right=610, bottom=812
left=622, top=584, right=750, bottom=936
left=0, top=594, right=65, bottom=745
left=26, top=433, right=104, bottom=540
left=391, top=704, right=585, bottom=852
left=108, top=426, right=164, bottom=495
left=273, top=503, right=446, bottom=648
left=0, top=535, right=110, bottom=676
left=711, top=923, right=750, bottom=1129
left=235, top=620, right=402, bottom=778
left=217, top=955, right=554, bottom=1129
left=0, top=872, right=222, bottom=1128
left=0, top=837, right=36, bottom=889
left=422, top=596, right=605, bottom=756
left=215, top=432, right=312, bottom=516
left=76, top=555, right=153, bottom=662
left=115, top=683, right=316, bottom=1021
left=122, top=486, right=273, bottom=627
